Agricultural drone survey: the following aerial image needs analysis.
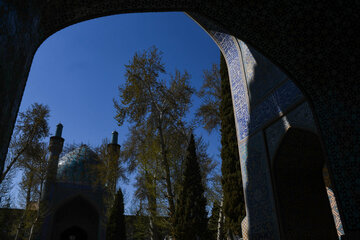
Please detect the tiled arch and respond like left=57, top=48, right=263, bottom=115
left=0, top=1, right=358, bottom=239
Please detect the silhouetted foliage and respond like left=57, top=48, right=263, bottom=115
left=107, top=188, right=127, bottom=240
left=220, top=54, right=245, bottom=237
left=174, top=134, right=209, bottom=240
left=196, top=63, right=221, bottom=133
left=208, top=200, right=225, bottom=240
left=1, top=103, right=50, bottom=185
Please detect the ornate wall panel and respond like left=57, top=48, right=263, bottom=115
left=238, top=40, right=288, bottom=108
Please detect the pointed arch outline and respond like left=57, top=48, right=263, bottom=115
left=271, top=127, right=338, bottom=239
left=51, top=194, right=101, bottom=240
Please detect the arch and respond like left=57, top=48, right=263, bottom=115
left=60, top=226, right=88, bottom=240
left=52, top=196, right=100, bottom=240
left=273, top=128, right=337, bottom=239
left=53, top=193, right=102, bottom=216
left=1, top=1, right=343, bottom=175
left=0, top=1, right=358, bottom=238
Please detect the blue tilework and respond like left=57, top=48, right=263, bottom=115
left=210, top=31, right=250, bottom=141
left=209, top=30, right=279, bottom=239
left=248, top=80, right=304, bottom=134
left=203, top=32, right=303, bottom=142
left=194, top=15, right=329, bottom=238
left=238, top=40, right=288, bottom=107
left=57, top=145, right=99, bottom=185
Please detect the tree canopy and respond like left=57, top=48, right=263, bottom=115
left=196, top=63, right=221, bottom=133
left=114, top=46, right=199, bottom=238
left=0, top=103, right=50, bottom=185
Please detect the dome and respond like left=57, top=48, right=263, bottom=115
left=57, top=145, right=100, bottom=185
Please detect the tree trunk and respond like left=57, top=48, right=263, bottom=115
left=15, top=172, right=34, bottom=240
left=217, top=200, right=225, bottom=240
left=158, top=124, right=175, bottom=217
left=147, top=172, right=159, bottom=240
left=1, top=127, right=38, bottom=185
left=227, top=229, right=239, bottom=240
left=0, top=146, right=27, bottom=185
left=28, top=179, right=44, bottom=240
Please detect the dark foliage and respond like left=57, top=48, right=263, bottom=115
left=107, top=189, right=127, bottom=240
left=220, top=53, right=246, bottom=236
left=208, top=200, right=221, bottom=239
left=174, top=134, right=209, bottom=240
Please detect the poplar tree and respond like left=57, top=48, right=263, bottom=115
left=220, top=54, right=245, bottom=237
left=0, top=103, right=50, bottom=185
left=174, top=134, right=208, bottom=240
left=113, top=46, right=194, bottom=221
left=107, top=188, right=126, bottom=240
left=9, top=104, right=51, bottom=240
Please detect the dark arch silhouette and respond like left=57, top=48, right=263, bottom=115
left=60, top=226, right=88, bottom=240
left=273, top=128, right=337, bottom=240
left=52, top=196, right=99, bottom=240
left=0, top=2, right=358, bottom=238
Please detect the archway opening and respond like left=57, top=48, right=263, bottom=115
left=1, top=8, right=323, bottom=239
left=3, top=12, right=230, bottom=239
left=60, top=226, right=88, bottom=240
left=52, top=196, right=99, bottom=240
left=273, top=128, right=338, bottom=239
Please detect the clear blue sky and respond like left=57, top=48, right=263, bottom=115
left=17, top=12, right=221, bottom=212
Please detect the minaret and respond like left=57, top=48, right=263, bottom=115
left=107, top=131, right=120, bottom=192
left=42, top=123, right=64, bottom=201
left=107, top=130, right=120, bottom=155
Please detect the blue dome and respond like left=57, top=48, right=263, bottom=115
left=57, top=145, right=100, bottom=185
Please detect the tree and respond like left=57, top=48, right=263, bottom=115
left=121, top=125, right=216, bottom=239
left=219, top=54, right=245, bottom=238
left=95, top=139, right=127, bottom=206
left=15, top=141, right=50, bottom=239
left=208, top=201, right=221, bottom=238
left=0, top=103, right=50, bottom=185
left=15, top=167, right=37, bottom=240
left=0, top=103, right=51, bottom=240
left=114, top=46, right=194, bottom=220
left=106, top=188, right=127, bottom=240
left=25, top=143, right=50, bottom=240
left=208, top=200, right=225, bottom=240
left=196, top=54, right=245, bottom=238
left=130, top=200, right=152, bottom=240
left=173, top=134, right=209, bottom=240
left=0, top=163, right=14, bottom=206
left=196, top=63, right=221, bottom=133
left=120, top=124, right=163, bottom=239
left=208, top=200, right=226, bottom=240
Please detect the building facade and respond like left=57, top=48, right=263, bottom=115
left=40, top=126, right=120, bottom=240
